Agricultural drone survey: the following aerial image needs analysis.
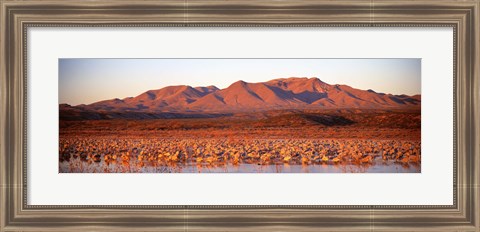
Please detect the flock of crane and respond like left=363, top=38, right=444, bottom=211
left=59, top=137, right=420, bottom=172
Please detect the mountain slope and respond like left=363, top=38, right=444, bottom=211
left=72, top=77, right=420, bottom=113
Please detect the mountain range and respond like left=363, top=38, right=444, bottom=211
left=60, top=77, right=420, bottom=118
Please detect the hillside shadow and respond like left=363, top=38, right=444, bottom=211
left=301, top=114, right=355, bottom=126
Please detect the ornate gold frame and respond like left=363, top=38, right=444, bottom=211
left=1, top=0, right=478, bottom=231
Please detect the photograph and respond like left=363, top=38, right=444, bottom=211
left=58, top=58, right=421, bottom=173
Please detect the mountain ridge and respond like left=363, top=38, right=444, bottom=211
left=63, top=77, right=420, bottom=114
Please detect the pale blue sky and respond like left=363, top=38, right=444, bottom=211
left=59, top=59, right=421, bottom=105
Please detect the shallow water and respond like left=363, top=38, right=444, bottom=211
left=166, top=162, right=420, bottom=173
left=60, top=161, right=420, bottom=173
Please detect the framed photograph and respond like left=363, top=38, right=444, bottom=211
left=1, top=0, right=478, bottom=231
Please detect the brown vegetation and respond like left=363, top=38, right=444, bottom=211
left=60, top=109, right=420, bottom=140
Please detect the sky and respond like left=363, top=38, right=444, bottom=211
left=59, top=58, right=421, bottom=105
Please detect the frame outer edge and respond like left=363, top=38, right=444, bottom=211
left=1, top=0, right=479, bottom=231
left=474, top=1, right=479, bottom=231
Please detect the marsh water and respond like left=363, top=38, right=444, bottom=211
left=60, top=160, right=420, bottom=173
left=177, top=162, right=420, bottom=173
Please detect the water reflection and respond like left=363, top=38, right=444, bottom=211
left=167, top=161, right=420, bottom=173
left=60, top=159, right=420, bottom=173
